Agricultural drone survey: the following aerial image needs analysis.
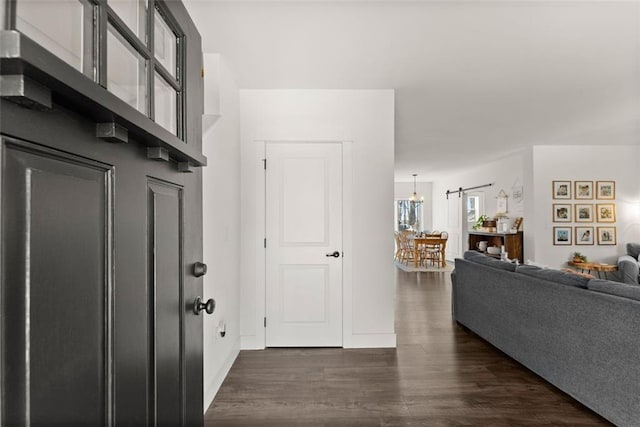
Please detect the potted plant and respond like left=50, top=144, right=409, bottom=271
left=472, top=214, right=489, bottom=231
left=572, top=252, right=587, bottom=263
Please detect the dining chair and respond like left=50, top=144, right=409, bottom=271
left=423, top=231, right=448, bottom=267
left=394, top=232, right=403, bottom=262
left=397, top=232, right=415, bottom=265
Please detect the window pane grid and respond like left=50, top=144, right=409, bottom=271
left=154, top=63, right=180, bottom=91
left=154, top=71, right=177, bottom=135
left=1, top=0, right=6, bottom=30
left=106, top=10, right=150, bottom=60
left=153, top=6, right=176, bottom=78
left=107, top=23, right=148, bottom=114
left=15, top=0, right=96, bottom=78
left=107, top=0, right=147, bottom=41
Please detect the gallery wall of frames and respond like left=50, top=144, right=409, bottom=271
left=551, top=180, right=616, bottom=246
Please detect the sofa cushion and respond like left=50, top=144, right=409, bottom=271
left=627, top=243, right=640, bottom=259
left=525, top=259, right=548, bottom=269
left=463, top=250, right=517, bottom=272
left=515, top=264, right=589, bottom=288
left=617, top=254, right=640, bottom=285
left=587, top=279, right=640, bottom=302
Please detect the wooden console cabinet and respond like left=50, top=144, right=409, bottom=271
left=468, top=231, right=524, bottom=263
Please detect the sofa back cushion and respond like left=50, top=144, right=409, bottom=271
left=515, top=264, right=589, bottom=288
left=587, top=279, right=640, bottom=302
left=462, top=250, right=517, bottom=272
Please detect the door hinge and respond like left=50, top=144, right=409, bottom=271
left=264, top=238, right=267, bottom=248
left=262, top=158, right=267, bottom=170
left=264, top=317, right=267, bottom=327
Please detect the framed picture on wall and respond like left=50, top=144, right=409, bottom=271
left=575, top=226, right=594, bottom=245
left=553, top=227, right=572, bottom=245
left=496, top=189, right=508, bottom=215
left=552, top=204, right=572, bottom=222
left=597, top=227, right=617, bottom=245
left=596, top=204, right=616, bottom=223
left=552, top=181, right=571, bottom=199
left=575, top=181, right=594, bottom=200
left=596, top=181, right=615, bottom=200
left=574, top=204, right=594, bottom=223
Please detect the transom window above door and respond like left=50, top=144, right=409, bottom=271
left=7, top=0, right=184, bottom=138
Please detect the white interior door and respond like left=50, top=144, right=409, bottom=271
left=446, top=194, right=463, bottom=260
left=265, top=142, right=343, bottom=347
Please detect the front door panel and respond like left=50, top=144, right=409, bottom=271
left=1, top=96, right=203, bottom=425
left=2, top=139, right=113, bottom=425
left=148, top=179, right=184, bottom=426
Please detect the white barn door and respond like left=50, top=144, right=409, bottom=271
left=265, top=142, right=343, bottom=347
left=446, top=194, right=463, bottom=260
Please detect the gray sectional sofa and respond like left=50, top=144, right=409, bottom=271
left=452, top=251, right=640, bottom=427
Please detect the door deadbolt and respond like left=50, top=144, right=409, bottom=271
left=193, top=262, right=207, bottom=277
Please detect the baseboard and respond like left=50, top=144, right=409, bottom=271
left=241, top=333, right=396, bottom=349
left=202, top=337, right=240, bottom=414
left=345, top=333, right=397, bottom=348
left=240, top=334, right=264, bottom=350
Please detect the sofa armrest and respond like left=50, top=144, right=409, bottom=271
left=617, top=255, right=639, bottom=285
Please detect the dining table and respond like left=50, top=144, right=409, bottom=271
left=413, top=236, right=448, bottom=268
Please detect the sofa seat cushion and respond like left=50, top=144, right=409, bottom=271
left=463, top=250, right=517, bottom=272
left=587, top=279, right=640, bottom=302
left=516, top=264, right=589, bottom=288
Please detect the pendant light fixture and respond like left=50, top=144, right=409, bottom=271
left=410, top=173, right=424, bottom=204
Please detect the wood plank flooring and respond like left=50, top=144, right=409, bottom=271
left=205, top=269, right=610, bottom=426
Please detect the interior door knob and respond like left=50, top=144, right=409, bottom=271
left=325, top=251, right=340, bottom=258
left=193, top=296, right=215, bottom=315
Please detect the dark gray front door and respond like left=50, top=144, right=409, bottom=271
left=1, top=97, right=204, bottom=425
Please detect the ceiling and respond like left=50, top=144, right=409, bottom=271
left=184, top=1, right=640, bottom=181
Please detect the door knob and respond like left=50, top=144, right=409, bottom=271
left=193, top=296, right=215, bottom=315
left=193, top=262, right=207, bottom=277
left=325, top=251, right=341, bottom=258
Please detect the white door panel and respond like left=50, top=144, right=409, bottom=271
left=281, top=265, right=328, bottom=323
left=280, top=157, right=328, bottom=245
left=266, top=142, right=342, bottom=347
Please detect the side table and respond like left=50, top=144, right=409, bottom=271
left=567, top=261, right=618, bottom=280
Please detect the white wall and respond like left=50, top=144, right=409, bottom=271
left=394, top=181, right=433, bottom=232
left=239, top=90, right=396, bottom=349
left=530, top=145, right=640, bottom=268
left=201, top=55, right=241, bottom=410
left=431, top=146, right=640, bottom=270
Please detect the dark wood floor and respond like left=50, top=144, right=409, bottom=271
left=205, top=269, right=610, bottom=426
